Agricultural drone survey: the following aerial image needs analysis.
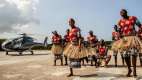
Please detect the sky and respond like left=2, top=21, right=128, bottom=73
left=0, top=0, right=142, bottom=43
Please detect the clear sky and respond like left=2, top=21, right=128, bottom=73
left=37, top=0, right=142, bottom=41
left=0, top=0, right=142, bottom=42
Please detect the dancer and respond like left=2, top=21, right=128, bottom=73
left=64, top=18, right=88, bottom=77
left=137, top=26, right=142, bottom=66
left=63, top=29, right=70, bottom=65
left=97, top=39, right=111, bottom=67
left=112, top=25, right=125, bottom=66
left=87, top=30, right=98, bottom=66
left=112, top=9, right=142, bottom=77
left=51, top=31, right=63, bottom=66
left=78, top=33, right=88, bottom=66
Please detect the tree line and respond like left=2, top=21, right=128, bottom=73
left=0, top=39, right=112, bottom=51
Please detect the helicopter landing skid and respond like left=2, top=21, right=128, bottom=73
left=6, top=51, right=8, bottom=55
left=5, top=50, right=34, bottom=55
left=30, top=51, right=34, bottom=55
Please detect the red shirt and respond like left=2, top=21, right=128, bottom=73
left=118, top=16, right=137, bottom=36
left=112, top=31, right=120, bottom=40
left=69, top=27, right=79, bottom=42
left=64, top=34, right=70, bottom=42
left=99, top=47, right=106, bottom=56
left=52, top=35, right=61, bottom=44
left=87, top=35, right=97, bottom=43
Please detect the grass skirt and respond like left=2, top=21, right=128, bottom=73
left=87, top=47, right=97, bottom=56
left=111, top=36, right=142, bottom=53
left=51, top=44, right=63, bottom=55
left=63, top=44, right=88, bottom=59
left=63, top=42, right=71, bottom=51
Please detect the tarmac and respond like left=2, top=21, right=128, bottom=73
left=0, top=50, right=142, bottom=80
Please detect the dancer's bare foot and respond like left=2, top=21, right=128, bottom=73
left=126, top=69, right=132, bottom=77
left=67, top=73, right=73, bottom=77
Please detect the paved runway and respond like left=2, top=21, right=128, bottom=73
left=0, top=50, right=142, bottom=80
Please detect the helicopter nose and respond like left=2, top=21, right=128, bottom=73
left=1, top=41, right=9, bottom=51
left=1, top=42, right=5, bottom=49
left=1, top=43, right=6, bottom=50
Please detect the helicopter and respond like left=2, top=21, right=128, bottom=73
left=1, top=33, right=48, bottom=55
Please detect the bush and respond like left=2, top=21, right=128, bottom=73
left=105, top=41, right=112, bottom=49
left=32, top=44, right=52, bottom=50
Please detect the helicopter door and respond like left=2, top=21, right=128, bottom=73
left=13, top=38, right=23, bottom=49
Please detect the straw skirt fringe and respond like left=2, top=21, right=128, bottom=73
left=111, top=36, right=142, bottom=53
left=51, top=44, right=63, bottom=55
left=63, top=44, right=88, bottom=59
left=87, top=47, right=97, bottom=56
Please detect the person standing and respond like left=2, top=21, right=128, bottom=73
left=63, top=29, right=70, bottom=65
left=112, top=9, right=142, bottom=77
left=51, top=31, right=63, bottom=66
left=63, top=18, right=88, bottom=77
left=112, top=25, right=125, bottom=67
left=87, top=30, right=98, bottom=66
left=137, top=24, right=142, bottom=66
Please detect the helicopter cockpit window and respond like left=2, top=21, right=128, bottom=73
left=14, top=38, right=22, bottom=42
left=24, top=37, right=34, bottom=42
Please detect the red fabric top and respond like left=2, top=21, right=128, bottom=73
left=64, top=34, right=70, bottom=42
left=87, top=35, right=97, bottom=43
left=52, top=35, right=61, bottom=44
left=118, top=16, right=137, bottom=36
left=99, top=47, right=106, bottom=56
left=69, top=27, right=79, bottom=42
left=112, top=31, right=120, bottom=40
